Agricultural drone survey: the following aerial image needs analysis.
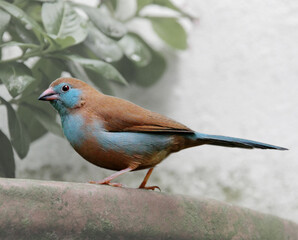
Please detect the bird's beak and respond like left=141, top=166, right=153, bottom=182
left=38, top=88, right=59, bottom=101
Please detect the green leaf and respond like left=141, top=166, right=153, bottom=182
left=32, top=58, right=65, bottom=87
left=74, top=57, right=127, bottom=85
left=41, top=2, right=87, bottom=50
left=150, top=17, right=187, bottom=50
left=0, top=97, right=30, bottom=159
left=69, top=43, right=98, bottom=59
left=7, top=19, right=39, bottom=44
left=19, top=96, right=63, bottom=138
left=119, top=33, right=152, bottom=67
left=0, top=62, right=36, bottom=98
left=0, top=41, right=40, bottom=49
left=34, top=108, right=63, bottom=137
left=134, top=50, right=166, bottom=86
left=25, top=2, right=42, bottom=23
left=110, top=0, right=118, bottom=10
left=66, top=59, right=89, bottom=80
left=0, top=8, right=10, bottom=38
left=137, top=0, right=151, bottom=12
left=83, top=23, right=123, bottom=62
left=79, top=5, right=126, bottom=39
left=59, top=54, right=127, bottom=85
left=32, top=0, right=57, bottom=2
left=0, top=8, right=10, bottom=60
left=114, top=36, right=166, bottom=86
left=18, top=74, right=42, bottom=102
left=13, top=0, right=30, bottom=9
left=17, top=105, right=47, bottom=143
left=0, top=0, right=45, bottom=42
left=102, top=0, right=118, bottom=13
left=85, top=68, right=114, bottom=95
left=67, top=60, right=114, bottom=95
left=16, top=59, right=63, bottom=104
left=0, top=129, right=15, bottom=178
left=137, top=0, right=194, bottom=19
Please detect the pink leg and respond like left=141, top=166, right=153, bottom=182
left=89, top=166, right=136, bottom=188
left=139, top=168, right=160, bottom=191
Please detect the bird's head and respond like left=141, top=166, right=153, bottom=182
left=38, top=77, right=91, bottom=115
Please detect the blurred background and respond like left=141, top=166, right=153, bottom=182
left=0, top=0, right=297, bottom=223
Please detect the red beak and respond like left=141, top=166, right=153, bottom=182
left=38, top=88, right=59, bottom=101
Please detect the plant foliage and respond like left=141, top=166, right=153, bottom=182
left=0, top=0, right=192, bottom=177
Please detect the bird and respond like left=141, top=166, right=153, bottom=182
left=38, top=77, right=287, bottom=190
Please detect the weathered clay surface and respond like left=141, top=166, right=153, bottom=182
left=0, top=178, right=297, bottom=240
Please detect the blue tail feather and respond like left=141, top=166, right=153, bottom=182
left=194, top=132, right=288, bottom=150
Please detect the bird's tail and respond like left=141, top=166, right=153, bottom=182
left=194, top=132, right=288, bottom=150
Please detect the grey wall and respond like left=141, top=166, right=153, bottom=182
left=1, top=0, right=297, bottom=222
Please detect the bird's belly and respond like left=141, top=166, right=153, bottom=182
left=74, top=131, right=173, bottom=171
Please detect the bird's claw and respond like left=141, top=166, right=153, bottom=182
left=139, top=185, right=161, bottom=191
left=108, top=182, right=125, bottom=187
left=88, top=180, right=125, bottom=188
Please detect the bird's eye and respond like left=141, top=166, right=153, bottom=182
left=62, top=85, right=70, bottom=92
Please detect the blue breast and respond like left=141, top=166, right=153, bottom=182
left=60, top=116, right=173, bottom=155
left=61, top=113, right=85, bottom=147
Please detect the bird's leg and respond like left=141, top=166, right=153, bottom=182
left=89, top=165, right=137, bottom=188
left=139, top=168, right=160, bottom=191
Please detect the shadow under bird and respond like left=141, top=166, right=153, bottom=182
left=38, top=78, right=287, bottom=190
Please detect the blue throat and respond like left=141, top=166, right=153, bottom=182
left=49, top=86, right=85, bottom=147
left=60, top=113, right=85, bottom=147
left=51, top=100, right=68, bottom=116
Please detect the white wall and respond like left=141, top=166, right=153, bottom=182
left=2, top=0, right=297, bottom=222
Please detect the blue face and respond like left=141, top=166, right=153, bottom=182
left=50, top=83, right=82, bottom=115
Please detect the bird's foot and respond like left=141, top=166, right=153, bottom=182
left=139, top=185, right=161, bottom=191
left=88, top=180, right=124, bottom=188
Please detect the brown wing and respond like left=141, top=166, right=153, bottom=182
left=86, top=94, right=194, bottom=133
